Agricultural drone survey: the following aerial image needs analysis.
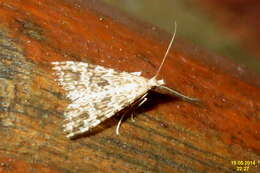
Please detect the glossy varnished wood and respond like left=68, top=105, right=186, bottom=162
left=0, top=0, right=259, bottom=172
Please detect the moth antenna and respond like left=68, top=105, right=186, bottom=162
left=154, top=21, right=177, bottom=78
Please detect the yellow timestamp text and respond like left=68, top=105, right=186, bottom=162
left=231, top=160, right=259, bottom=172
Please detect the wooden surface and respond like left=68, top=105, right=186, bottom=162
left=0, top=0, right=259, bottom=172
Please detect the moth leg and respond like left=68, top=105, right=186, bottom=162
left=116, top=93, right=148, bottom=135
left=116, top=113, right=126, bottom=135
left=131, top=93, right=148, bottom=121
left=131, top=97, right=148, bottom=122
left=130, top=112, right=135, bottom=122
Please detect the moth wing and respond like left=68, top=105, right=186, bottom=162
left=52, top=61, right=150, bottom=138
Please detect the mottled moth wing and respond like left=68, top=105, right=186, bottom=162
left=52, top=61, right=151, bottom=138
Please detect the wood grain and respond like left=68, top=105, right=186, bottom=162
left=0, top=0, right=259, bottom=172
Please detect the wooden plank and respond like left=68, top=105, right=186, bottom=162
left=0, top=0, right=259, bottom=172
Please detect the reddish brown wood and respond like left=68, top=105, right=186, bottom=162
left=0, top=0, right=259, bottom=172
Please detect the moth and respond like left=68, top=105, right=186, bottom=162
left=52, top=23, right=198, bottom=138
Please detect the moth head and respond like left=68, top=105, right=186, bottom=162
left=148, top=77, right=165, bottom=87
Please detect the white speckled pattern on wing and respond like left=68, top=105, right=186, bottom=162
left=52, top=61, right=162, bottom=138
